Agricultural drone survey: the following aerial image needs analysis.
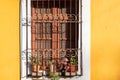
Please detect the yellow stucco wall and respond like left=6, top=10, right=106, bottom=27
left=91, top=0, right=120, bottom=80
left=0, top=0, right=20, bottom=80
left=0, top=0, right=120, bottom=80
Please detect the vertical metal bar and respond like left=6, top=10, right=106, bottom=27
left=58, top=0, right=61, bottom=75
left=39, top=0, right=43, bottom=76
left=45, top=24, right=46, bottom=75
left=75, top=0, right=78, bottom=53
left=70, top=0, right=72, bottom=48
left=36, top=0, right=39, bottom=76
left=54, top=0, right=55, bottom=8
left=42, top=0, right=44, bottom=8
left=42, top=0, right=45, bottom=76
left=31, top=2, right=35, bottom=76
left=48, top=0, right=49, bottom=8
left=75, top=0, right=77, bottom=76
left=26, top=0, right=28, bottom=77
left=80, top=0, right=83, bottom=76
left=59, top=0, right=60, bottom=8
left=70, top=0, right=72, bottom=76
left=36, top=24, right=38, bottom=77
left=75, top=0, right=77, bottom=15
left=47, top=1, right=50, bottom=64
left=52, top=0, right=56, bottom=74
left=64, top=0, right=66, bottom=8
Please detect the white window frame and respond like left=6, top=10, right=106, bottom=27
left=20, top=0, right=90, bottom=80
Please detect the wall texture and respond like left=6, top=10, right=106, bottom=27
left=0, top=0, right=20, bottom=80
left=91, top=0, right=120, bottom=80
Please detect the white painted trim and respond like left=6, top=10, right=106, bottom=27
left=20, top=0, right=27, bottom=79
left=20, top=0, right=32, bottom=80
left=80, top=0, right=90, bottom=79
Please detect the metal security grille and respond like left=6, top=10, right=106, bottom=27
left=26, top=0, right=82, bottom=78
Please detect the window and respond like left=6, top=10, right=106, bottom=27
left=21, top=0, right=85, bottom=79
